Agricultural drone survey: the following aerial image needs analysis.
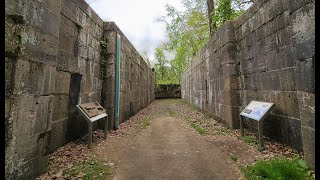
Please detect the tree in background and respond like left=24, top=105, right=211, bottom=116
left=154, top=0, right=253, bottom=84
left=207, top=0, right=216, bottom=34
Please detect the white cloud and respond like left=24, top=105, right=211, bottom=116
left=84, top=0, right=183, bottom=64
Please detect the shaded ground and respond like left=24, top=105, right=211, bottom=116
left=38, top=99, right=300, bottom=179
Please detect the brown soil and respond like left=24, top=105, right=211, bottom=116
left=37, top=99, right=300, bottom=180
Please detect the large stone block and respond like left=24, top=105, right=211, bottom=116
left=240, top=59, right=254, bottom=75
left=59, top=14, right=78, bottom=38
left=294, top=57, right=314, bottom=92
left=13, top=59, right=56, bottom=95
left=276, top=45, right=295, bottom=69
left=58, top=32, right=77, bottom=55
left=286, top=118, right=303, bottom=150
left=301, top=126, right=315, bottom=169
left=61, top=0, right=77, bottom=23
left=241, top=73, right=262, bottom=90
left=57, top=50, right=79, bottom=73
left=55, top=71, right=71, bottom=94
left=218, top=104, right=240, bottom=129
left=222, top=63, right=239, bottom=77
left=5, top=16, right=22, bottom=54
left=297, top=91, right=314, bottom=129
left=52, top=95, right=69, bottom=122
left=5, top=98, right=13, bottom=151
left=263, top=114, right=283, bottom=141
left=24, top=1, right=60, bottom=38
left=5, top=58, right=16, bottom=97
left=279, top=67, right=296, bottom=91
left=290, top=2, right=314, bottom=60
left=20, top=26, right=59, bottom=65
left=10, top=95, right=51, bottom=139
left=261, top=70, right=280, bottom=90
left=264, top=0, right=288, bottom=22
left=275, top=26, right=291, bottom=47
left=218, top=91, right=240, bottom=106
left=289, top=0, right=313, bottom=13
left=49, top=119, right=67, bottom=152
left=271, top=91, right=300, bottom=118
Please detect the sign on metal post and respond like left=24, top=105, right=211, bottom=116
left=76, top=101, right=108, bottom=149
left=239, top=101, right=275, bottom=150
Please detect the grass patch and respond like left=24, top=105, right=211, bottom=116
left=230, top=154, right=238, bottom=162
left=168, top=110, right=177, bottom=117
left=242, top=157, right=314, bottom=180
left=212, top=128, right=233, bottom=135
left=240, top=135, right=257, bottom=144
left=140, top=118, right=151, bottom=129
left=190, top=122, right=207, bottom=135
left=239, top=135, right=264, bottom=150
left=64, top=158, right=112, bottom=180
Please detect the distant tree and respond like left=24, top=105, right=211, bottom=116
left=155, top=0, right=253, bottom=84
left=207, top=0, right=216, bottom=34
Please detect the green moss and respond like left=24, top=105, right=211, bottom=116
left=212, top=128, right=233, bottom=135
left=168, top=110, right=177, bottom=117
left=64, top=158, right=112, bottom=180
left=100, top=41, right=107, bottom=48
left=190, top=122, right=207, bottom=135
left=240, top=135, right=257, bottom=145
left=242, top=157, right=314, bottom=180
left=140, top=118, right=151, bottom=129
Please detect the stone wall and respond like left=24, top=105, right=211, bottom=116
left=5, top=0, right=155, bottom=179
left=181, top=0, right=314, bottom=168
left=101, top=22, right=155, bottom=129
left=155, top=84, right=181, bottom=99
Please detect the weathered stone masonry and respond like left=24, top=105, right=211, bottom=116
left=181, top=0, right=314, bottom=168
left=101, top=22, right=155, bottom=129
left=5, top=0, right=155, bottom=179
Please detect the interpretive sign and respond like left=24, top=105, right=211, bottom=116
left=76, top=101, right=108, bottom=149
left=239, top=101, right=275, bottom=150
left=240, top=101, right=274, bottom=121
left=78, top=102, right=107, bottom=122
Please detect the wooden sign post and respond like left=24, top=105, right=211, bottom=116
left=76, top=101, right=108, bottom=149
left=240, top=101, right=275, bottom=150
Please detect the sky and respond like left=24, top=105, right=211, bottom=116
left=85, top=0, right=184, bottom=66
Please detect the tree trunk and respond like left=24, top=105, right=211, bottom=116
left=207, top=0, right=216, bottom=35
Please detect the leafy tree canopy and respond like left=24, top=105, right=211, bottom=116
left=154, top=0, right=253, bottom=85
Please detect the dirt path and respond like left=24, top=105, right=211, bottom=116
left=38, top=99, right=299, bottom=179
left=112, top=116, right=243, bottom=180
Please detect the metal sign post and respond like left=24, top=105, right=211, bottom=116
left=76, top=101, right=108, bottom=149
left=239, top=101, right=275, bottom=150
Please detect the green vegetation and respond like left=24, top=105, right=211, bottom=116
left=240, top=135, right=257, bottom=144
left=168, top=109, right=177, bottom=117
left=190, top=122, right=207, bottom=135
left=229, top=154, right=238, bottom=162
left=140, top=118, right=151, bottom=129
left=153, top=0, right=253, bottom=84
left=64, top=158, right=112, bottom=180
left=242, top=157, right=315, bottom=180
left=212, top=127, right=233, bottom=135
